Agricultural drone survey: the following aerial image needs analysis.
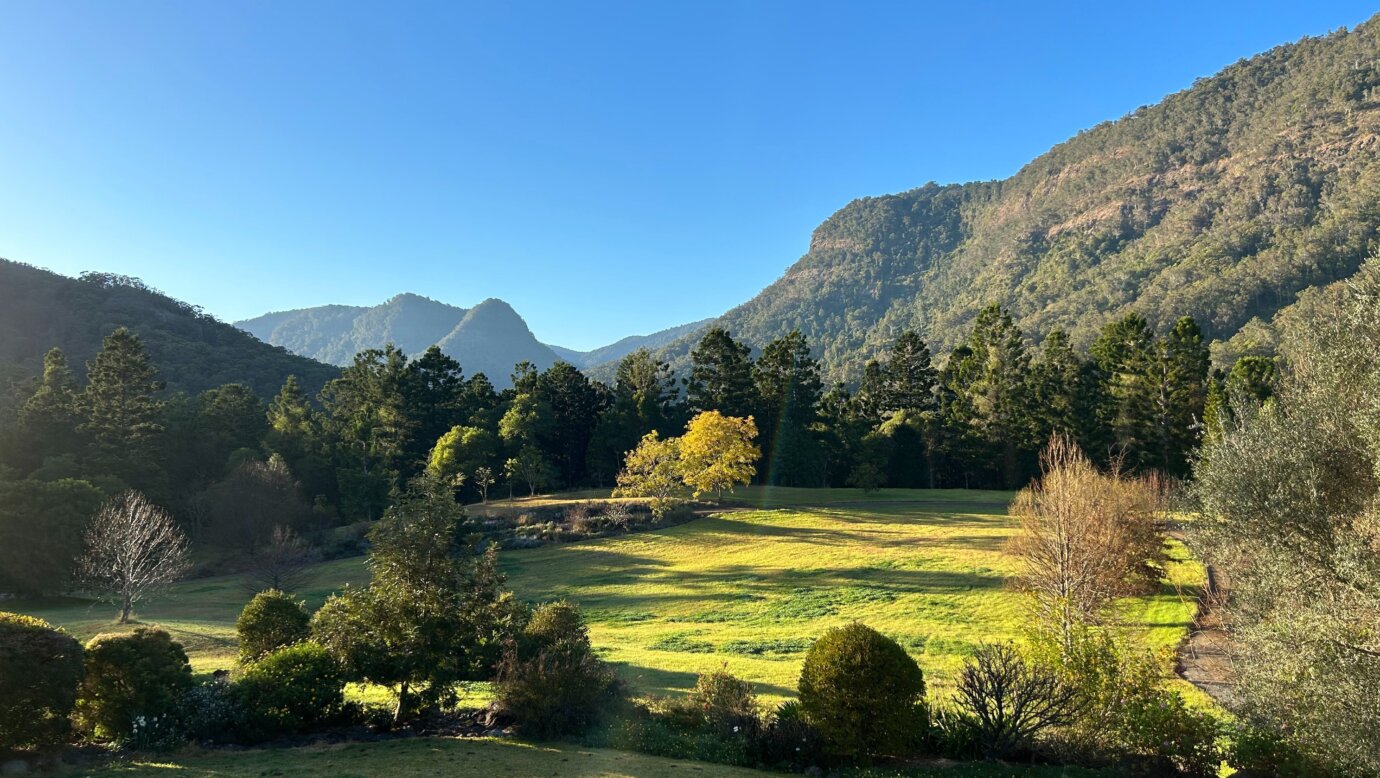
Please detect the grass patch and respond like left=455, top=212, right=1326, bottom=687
left=13, top=486, right=1203, bottom=704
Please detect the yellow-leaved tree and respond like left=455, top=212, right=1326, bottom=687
left=612, top=431, right=683, bottom=518
left=679, top=411, right=759, bottom=501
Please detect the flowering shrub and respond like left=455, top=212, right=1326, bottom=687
left=75, top=628, right=192, bottom=746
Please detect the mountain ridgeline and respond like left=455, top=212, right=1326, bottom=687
left=238, top=296, right=711, bottom=388
left=0, top=259, right=337, bottom=398
left=643, top=19, right=1380, bottom=382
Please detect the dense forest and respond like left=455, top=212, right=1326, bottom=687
left=0, top=288, right=1264, bottom=598
left=0, top=259, right=337, bottom=397
left=638, top=18, right=1380, bottom=383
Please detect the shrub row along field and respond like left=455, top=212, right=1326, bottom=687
left=18, top=487, right=1202, bottom=705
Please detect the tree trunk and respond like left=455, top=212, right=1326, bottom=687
left=393, top=681, right=409, bottom=726
left=119, top=592, right=132, bottom=624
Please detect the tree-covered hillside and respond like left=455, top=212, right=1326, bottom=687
left=0, top=260, right=336, bottom=398
left=644, top=18, right=1380, bottom=382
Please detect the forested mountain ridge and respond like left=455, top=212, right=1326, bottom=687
left=240, top=296, right=712, bottom=387
left=552, top=318, right=713, bottom=371
left=238, top=295, right=565, bottom=387
left=639, top=18, right=1380, bottom=382
left=0, top=259, right=337, bottom=398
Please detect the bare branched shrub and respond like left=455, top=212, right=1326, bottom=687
left=955, top=643, right=1075, bottom=758
left=79, top=491, right=190, bottom=623
left=603, top=500, right=633, bottom=530
left=1009, top=434, right=1166, bottom=646
left=245, top=525, right=320, bottom=595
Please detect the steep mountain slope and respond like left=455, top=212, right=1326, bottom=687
left=550, top=318, right=713, bottom=369
left=238, top=294, right=470, bottom=366
left=433, top=298, right=566, bottom=384
left=0, top=260, right=338, bottom=397
left=241, top=295, right=710, bottom=387
left=238, top=295, right=567, bottom=387
left=642, top=18, right=1380, bottom=382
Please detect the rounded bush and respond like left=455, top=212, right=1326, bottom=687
left=0, top=612, right=85, bottom=751
left=797, top=622, right=926, bottom=759
left=234, top=641, right=345, bottom=740
left=236, top=589, right=310, bottom=663
left=75, top=628, right=193, bottom=743
left=516, top=601, right=585, bottom=656
left=497, top=605, right=620, bottom=739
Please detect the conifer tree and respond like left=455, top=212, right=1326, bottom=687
left=687, top=327, right=757, bottom=419
left=753, top=330, right=824, bottom=486
left=79, top=328, right=165, bottom=485
left=18, top=347, right=84, bottom=469
left=963, top=305, right=1035, bottom=488
left=879, top=330, right=938, bottom=415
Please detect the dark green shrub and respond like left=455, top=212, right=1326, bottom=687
left=609, top=704, right=754, bottom=767
left=234, top=641, right=345, bottom=740
left=1228, top=723, right=1326, bottom=777
left=520, top=600, right=587, bottom=655
left=756, top=700, right=827, bottom=771
left=495, top=602, right=620, bottom=739
left=1118, top=690, right=1223, bottom=777
left=0, top=612, right=84, bottom=751
left=236, top=589, right=310, bottom=662
left=797, top=622, right=927, bottom=759
left=929, top=704, right=982, bottom=760
left=75, top=628, right=192, bottom=745
left=179, top=681, right=245, bottom=744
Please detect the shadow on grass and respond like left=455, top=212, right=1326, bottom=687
left=611, top=660, right=798, bottom=699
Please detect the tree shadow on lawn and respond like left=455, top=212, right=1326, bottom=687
left=610, top=660, right=798, bottom=699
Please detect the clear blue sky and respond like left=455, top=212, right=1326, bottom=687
left=0, top=2, right=1373, bottom=350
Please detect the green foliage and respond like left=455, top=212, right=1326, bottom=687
left=0, top=261, right=336, bottom=398
left=75, top=628, right=193, bottom=743
left=685, top=667, right=760, bottom=737
left=178, top=681, right=245, bottom=745
left=79, top=328, right=166, bottom=486
left=236, top=589, right=311, bottom=663
left=0, top=612, right=84, bottom=752
left=1227, top=723, right=1328, bottom=777
left=1195, top=258, right=1380, bottom=775
left=647, top=22, right=1380, bottom=394
left=496, top=602, right=620, bottom=739
left=797, top=622, right=926, bottom=759
left=613, top=432, right=684, bottom=518
left=234, top=641, right=345, bottom=740
left=753, top=330, right=825, bottom=487
left=687, top=327, right=756, bottom=420
left=427, top=424, right=498, bottom=484
left=520, top=600, right=588, bottom=655
left=312, top=477, right=523, bottom=723
left=0, top=478, right=104, bottom=596
left=1115, top=689, right=1223, bottom=777
left=1029, top=626, right=1220, bottom=772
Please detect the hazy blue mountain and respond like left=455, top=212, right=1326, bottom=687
left=239, top=293, right=711, bottom=388
left=550, top=319, right=713, bottom=369
left=238, top=294, right=568, bottom=387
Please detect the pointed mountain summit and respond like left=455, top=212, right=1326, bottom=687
left=237, top=295, right=570, bottom=388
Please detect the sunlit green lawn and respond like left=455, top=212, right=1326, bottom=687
left=17, top=487, right=1203, bottom=705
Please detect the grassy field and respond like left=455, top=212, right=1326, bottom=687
left=63, top=737, right=769, bottom=777
left=62, top=737, right=1115, bottom=777
left=17, top=487, right=1204, bottom=776
left=18, top=488, right=1202, bottom=698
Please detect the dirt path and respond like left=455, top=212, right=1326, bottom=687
left=1175, top=559, right=1237, bottom=707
